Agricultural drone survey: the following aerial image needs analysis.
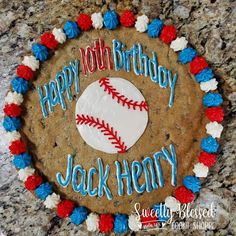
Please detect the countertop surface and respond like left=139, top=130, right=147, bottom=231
left=0, top=0, right=235, bottom=235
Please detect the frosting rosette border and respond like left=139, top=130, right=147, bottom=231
left=2, top=9, right=224, bottom=233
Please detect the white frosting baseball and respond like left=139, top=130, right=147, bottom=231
left=86, top=213, right=99, bottom=232
left=164, top=196, right=180, bottom=212
left=135, top=15, right=149, bottom=33
left=75, top=77, right=148, bottom=154
left=193, top=163, right=209, bottom=177
left=128, top=214, right=142, bottom=231
left=43, top=193, right=60, bottom=209
left=52, top=28, right=66, bottom=44
left=6, top=131, right=21, bottom=144
left=22, top=55, right=39, bottom=71
left=18, top=167, right=35, bottom=181
left=206, top=121, right=223, bottom=138
left=5, top=91, right=23, bottom=105
left=91, top=12, right=103, bottom=29
left=200, top=78, right=218, bottom=92
left=170, top=37, right=188, bottom=52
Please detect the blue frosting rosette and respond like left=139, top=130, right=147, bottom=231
left=179, top=47, right=197, bottom=64
left=114, top=214, right=129, bottom=234
left=3, top=116, right=21, bottom=131
left=104, top=10, right=119, bottom=30
left=11, top=77, right=29, bottom=94
left=35, top=182, right=53, bottom=200
left=64, top=20, right=81, bottom=39
left=147, top=19, right=163, bottom=38
left=201, top=136, right=219, bottom=153
left=70, top=207, right=88, bottom=225
left=32, top=43, right=49, bottom=61
left=183, top=176, right=201, bottom=193
left=203, top=93, right=223, bottom=107
left=13, top=153, right=32, bottom=169
left=195, top=68, right=214, bottom=83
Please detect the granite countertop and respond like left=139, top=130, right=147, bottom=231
left=0, top=0, right=235, bottom=235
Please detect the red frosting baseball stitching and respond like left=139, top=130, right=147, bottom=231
left=99, top=77, right=149, bottom=112
left=76, top=114, right=127, bottom=153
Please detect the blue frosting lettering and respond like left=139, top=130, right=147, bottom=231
left=168, top=71, right=178, bottom=108
left=37, top=59, right=80, bottom=118
left=56, top=155, right=112, bottom=200
left=149, top=52, right=158, bottom=82
left=123, top=47, right=133, bottom=72
left=56, top=145, right=177, bottom=199
left=158, top=66, right=168, bottom=88
left=113, top=39, right=123, bottom=71
left=112, top=40, right=178, bottom=108
left=63, top=66, right=73, bottom=101
left=162, top=144, right=177, bottom=186
left=56, top=154, right=73, bottom=187
left=70, top=59, right=80, bottom=93
left=138, top=44, right=149, bottom=76
left=97, top=158, right=112, bottom=200
left=132, top=45, right=140, bottom=75
left=55, top=72, right=66, bottom=110
left=131, top=161, right=146, bottom=193
left=37, top=84, right=51, bottom=118
left=87, top=167, right=98, bottom=196
left=153, top=151, right=166, bottom=187
left=72, top=165, right=87, bottom=196
left=142, top=157, right=158, bottom=192
left=115, top=160, right=132, bottom=196
left=49, top=80, right=60, bottom=107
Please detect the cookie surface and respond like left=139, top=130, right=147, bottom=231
left=21, top=27, right=206, bottom=214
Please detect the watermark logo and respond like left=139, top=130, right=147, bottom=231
left=132, top=202, right=216, bottom=231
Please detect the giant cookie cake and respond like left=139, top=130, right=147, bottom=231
left=2, top=9, right=224, bottom=233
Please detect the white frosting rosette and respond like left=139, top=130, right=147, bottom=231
left=91, top=12, right=103, bottom=29
left=206, top=121, right=223, bottom=138
left=6, top=131, right=21, bottom=144
left=135, top=15, right=149, bottom=33
left=128, top=214, right=142, bottom=231
left=52, top=28, right=66, bottom=44
left=18, top=167, right=35, bottom=181
left=170, top=37, right=188, bottom=52
left=43, top=193, right=60, bottom=209
left=5, top=91, right=23, bottom=105
left=22, top=55, right=39, bottom=71
left=193, top=163, right=209, bottom=177
left=200, top=79, right=218, bottom=92
left=164, top=196, right=180, bottom=212
left=86, top=213, right=99, bottom=232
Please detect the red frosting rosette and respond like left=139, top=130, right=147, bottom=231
left=77, top=13, right=92, bottom=31
left=25, top=175, right=43, bottom=190
left=57, top=200, right=75, bottom=218
left=9, top=140, right=26, bottom=155
left=174, top=186, right=195, bottom=203
left=120, top=10, right=136, bottom=27
left=160, top=25, right=177, bottom=44
left=41, top=32, right=59, bottom=49
left=205, top=107, right=224, bottom=122
left=198, top=151, right=217, bottom=167
left=16, top=65, right=34, bottom=81
left=99, top=213, right=114, bottom=233
left=190, top=56, right=208, bottom=74
left=4, top=104, right=21, bottom=117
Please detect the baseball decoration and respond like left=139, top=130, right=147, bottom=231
left=75, top=77, right=148, bottom=154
